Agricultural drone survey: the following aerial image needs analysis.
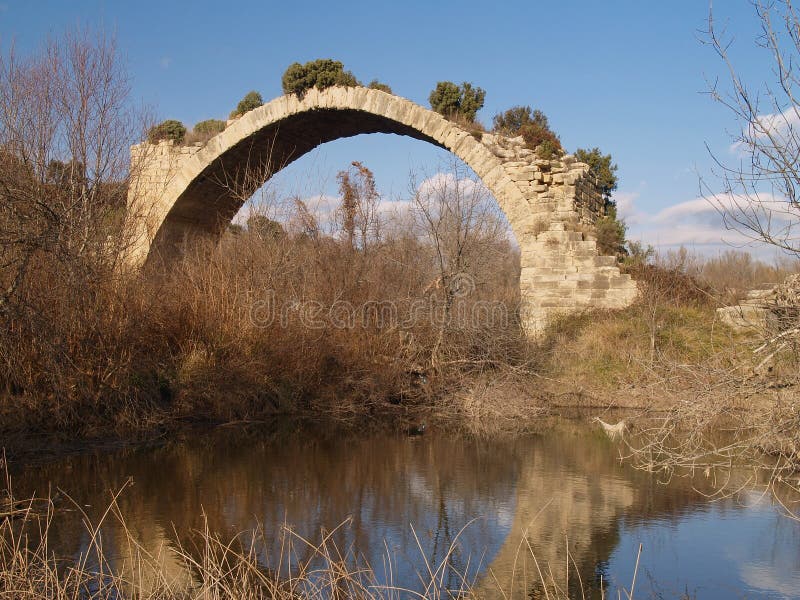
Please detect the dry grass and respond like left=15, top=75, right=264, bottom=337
left=654, top=248, right=799, bottom=304
left=537, top=259, right=798, bottom=405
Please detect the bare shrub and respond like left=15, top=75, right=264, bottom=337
left=408, top=160, right=524, bottom=371
left=143, top=159, right=527, bottom=422
left=0, top=29, right=155, bottom=432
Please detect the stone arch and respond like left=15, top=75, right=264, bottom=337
left=127, top=87, right=637, bottom=332
left=129, top=86, right=528, bottom=265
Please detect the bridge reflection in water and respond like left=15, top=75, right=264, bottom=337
left=9, top=423, right=800, bottom=598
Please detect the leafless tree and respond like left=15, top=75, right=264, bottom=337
left=336, top=161, right=381, bottom=252
left=0, top=28, right=147, bottom=411
left=0, top=29, right=142, bottom=305
left=703, top=1, right=800, bottom=258
left=409, top=159, right=512, bottom=364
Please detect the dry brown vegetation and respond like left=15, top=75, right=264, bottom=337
left=0, top=178, right=527, bottom=436
left=2, top=483, right=476, bottom=600
left=0, top=29, right=534, bottom=438
left=533, top=249, right=800, bottom=489
left=536, top=249, right=798, bottom=403
left=656, top=247, right=799, bottom=304
left=0, top=27, right=528, bottom=438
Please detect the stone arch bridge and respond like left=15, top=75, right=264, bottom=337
left=127, top=86, right=637, bottom=332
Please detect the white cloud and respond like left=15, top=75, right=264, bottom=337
left=730, top=104, right=800, bottom=154
left=650, top=192, right=791, bottom=225
left=612, top=190, right=641, bottom=224
left=643, top=223, right=747, bottom=247
left=159, top=56, right=172, bottom=70
left=623, top=189, right=798, bottom=257
left=415, top=171, right=483, bottom=201
left=376, top=197, right=411, bottom=217
left=298, top=193, right=339, bottom=213
left=651, top=197, right=719, bottom=222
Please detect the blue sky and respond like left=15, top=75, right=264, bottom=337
left=0, top=1, right=786, bottom=256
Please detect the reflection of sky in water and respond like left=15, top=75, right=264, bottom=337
left=232, top=446, right=518, bottom=594
left=611, top=493, right=800, bottom=599
left=9, top=426, right=800, bottom=599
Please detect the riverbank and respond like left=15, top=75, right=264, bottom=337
left=2, top=290, right=796, bottom=441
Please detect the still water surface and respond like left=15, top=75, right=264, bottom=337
left=9, top=422, right=800, bottom=599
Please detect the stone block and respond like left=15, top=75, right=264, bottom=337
left=593, top=256, right=617, bottom=267
left=578, top=279, right=610, bottom=290
left=509, top=171, right=535, bottom=182
left=716, top=305, right=777, bottom=331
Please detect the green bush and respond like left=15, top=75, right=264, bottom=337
left=492, top=105, right=563, bottom=158
left=492, top=105, right=546, bottom=134
left=230, top=91, right=263, bottom=119
left=281, top=59, right=360, bottom=97
left=575, top=147, right=618, bottom=201
left=574, top=147, right=623, bottom=256
left=428, top=81, right=485, bottom=123
left=429, top=81, right=460, bottom=116
left=624, top=240, right=655, bottom=269
left=367, top=79, right=392, bottom=94
left=147, top=119, right=187, bottom=144
left=459, top=83, right=485, bottom=123
left=519, top=122, right=562, bottom=158
left=594, top=205, right=627, bottom=257
left=193, top=119, right=226, bottom=136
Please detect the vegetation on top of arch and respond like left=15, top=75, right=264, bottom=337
left=144, top=59, right=625, bottom=255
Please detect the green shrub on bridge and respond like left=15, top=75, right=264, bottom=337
left=147, top=119, right=187, bottom=144
left=230, top=91, right=264, bottom=119
left=367, top=79, right=392, bottom=94
left=281, top=59, right=360, bottom=97
left=575, top=147, right=618, bottom=201
left=574, top=146, right=624, bottom=257
left=492, top=105, right=563, bottom=158
left=428, top=81, right=485, bottom=123
left=595, top=209, right=627, bottom=258
left=193, top=119, right=226, bottom=136
left=492, top=105, right=540, bottom=133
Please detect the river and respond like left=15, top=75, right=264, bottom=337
left=6, top=420, right=800, bottom=599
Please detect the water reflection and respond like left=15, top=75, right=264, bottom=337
left=7, top=422, right=800, bottom=599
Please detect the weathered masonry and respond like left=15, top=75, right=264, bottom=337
left=127, top=86, right=637, bottom=333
